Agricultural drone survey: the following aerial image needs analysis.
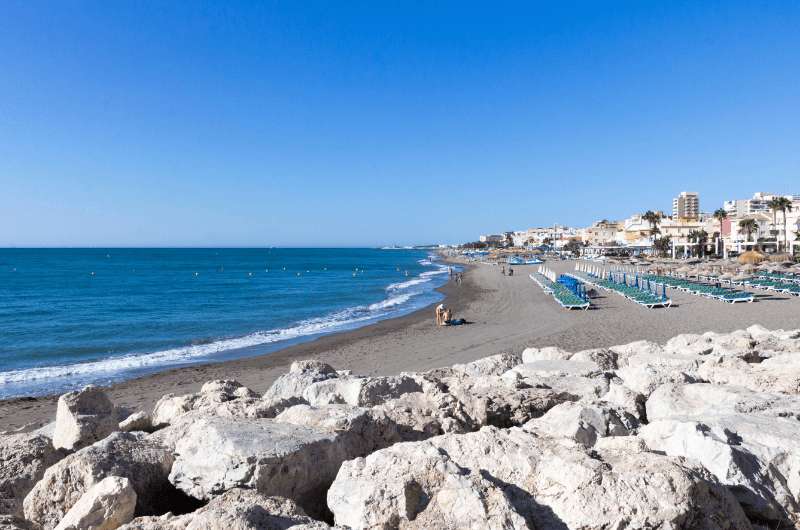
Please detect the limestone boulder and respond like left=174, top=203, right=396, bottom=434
left=329, top=426, right=750, bottom=530
left=616, top=351, right=702, bottom=396
left=510, top=359, right=599, bottom=378
left=275, top=404, right=402, bottom=454
left=54, top=476, right=136, bottom=530
left=697, top=356, right=800, bottom=395
left=609, top=339, right=665, bottom=363
left=442, top=375, right=576, bottom=429
left=151, top=379, right=265, bottom=427
left=328, top=441, right=531, bottom=529
left=501, top=366, right=610, bottom=402
left=374, top=388, right=474, bottom=440
left=117, top=490, right=320, bottom=530
left=640, top=413, right=800, bottom=526
left=568, top=347, right=619, bottom=370
left=524, top=399, right=638, bottom=447
left=167, top=416, right=359, bottom=516
left=262, top=361, right=338, bottom=402
left=302, top=375, right=421, bottom=408
left=521, top=346, right=572, bottom=363
left=450, top=352, right=522, bottom=377
left=52, top=386, right=120, bottom=451
left=0, top=433, right=65, bottom=517
left=664, top=333, right=715, bottom=356
left=23, top=432, right=175, bottom=529
left=647, top=382, right=800, bottom=422
left=118, top=412, right=152, bottom=433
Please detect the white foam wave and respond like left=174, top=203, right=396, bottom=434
left=386, top=277, right=430, bottom=291
left=368, top=293, right=412, bottom=311
left=1, top=257, right=450, bottom=389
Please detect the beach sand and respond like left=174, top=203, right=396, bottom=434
left=2, top=258, right=799, bottom=432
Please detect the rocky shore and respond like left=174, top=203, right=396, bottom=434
left=2, top=324, right=800, bottom=529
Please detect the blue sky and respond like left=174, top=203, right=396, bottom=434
left=1, top=1, right=798, bottom=246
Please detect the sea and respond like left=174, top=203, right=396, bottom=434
left=0, top=248, right=451, bottom=398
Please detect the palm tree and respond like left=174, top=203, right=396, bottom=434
left=687, top=229, right=709, bottom=258
left=642, top=210, right=661, bottom=244
left=773, top=197, right=793, bottom=252
left=712, top=208, right=728, bottom=256
left=738, top=219, right=758, bottom=249
left=653, top=236, right=672, bottom=257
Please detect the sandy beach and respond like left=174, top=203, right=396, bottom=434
left=2, top=258, right=799, bottom=432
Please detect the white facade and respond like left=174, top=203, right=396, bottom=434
left=479, top=234, right=505, bottom=244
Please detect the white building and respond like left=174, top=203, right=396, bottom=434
left=479, top=234, right=505, bottom=244
left=723, top=192, right=800, bottom=254
left=672, top=192, right=700, bottom=220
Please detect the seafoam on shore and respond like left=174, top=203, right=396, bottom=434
left=0, top=249, right=454, bottom=398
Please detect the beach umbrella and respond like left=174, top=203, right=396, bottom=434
left=738, top=250, right=766, bottom=265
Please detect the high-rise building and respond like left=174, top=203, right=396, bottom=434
left=672, top=192, right=700, bottom=220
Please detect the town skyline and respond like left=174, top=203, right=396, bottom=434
left=475, top=190, right=800, bottom=258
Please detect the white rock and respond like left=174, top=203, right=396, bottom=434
left=664, top=333, right=715, bottom=356
left=697, top=356, right=800, bottom=395
left=117, top=490, right=320, bottom=530
left=609, top=340, right=664, bottom=363
left=521, top=346, right=572, bottom=363
left=167, top=416, right=360, bottom=517
left=640, top=414, right=800, bottom=525
left=328, top=440, right=531, bottom=529
left=262, top=361, right=338, bottom=402
left=329, top=426, right=749, bottom=529
left=616, top=351, right=702, bottom=396
left=54, top=476, right=136, bottom=530
left=53, top=386, right=120, bottom=451
left=0, top=433, right=65, bottom=517
left=505, top=359, right=600, bottom=378
left=451, top=352, right=522, bottom=377
left=646, top=382, right=800, bottom=422
left=443, top=375, right=577, bottom=429
left=275, top=404, right=401, bottom=454
left=118, top=412, right=152, bottom=433
left=301, top=375, right=422, bottom=408
left=151, top=380, right=265, bottom=427
left=568, top=348, right=619, bottom=370
left=23, top=432, right=174, bottom=530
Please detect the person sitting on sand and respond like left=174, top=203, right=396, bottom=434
left=442, top=307, right=453, bottom=324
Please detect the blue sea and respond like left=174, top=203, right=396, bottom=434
left=0, top=248, right=449, bottom=398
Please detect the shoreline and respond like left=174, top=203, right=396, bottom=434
left=4, top=257, right=800, bottom=432
left=0, top=260, right=475, bottom=431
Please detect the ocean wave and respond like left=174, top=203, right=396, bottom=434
left=386, top=277, right=430, bottom=291
left=0, top=307, right=376, bottom=386
left=0, top=258, right=448, bottom=391
left=368, top=293, right=412, bottom=311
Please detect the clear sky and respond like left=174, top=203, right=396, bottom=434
left=1, top=1, right=798, bottom=247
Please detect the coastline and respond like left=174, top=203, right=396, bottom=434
left=4, top=257, right=800, bottom=432
left=0, top=260, right=474, bottom=431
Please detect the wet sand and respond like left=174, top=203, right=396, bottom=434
left=3, top=259, right=799, bottom=432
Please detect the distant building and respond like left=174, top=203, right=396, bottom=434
left=672, top=192, right=700, bottom=220
left=722, top=192, right=800, bottom=254
left=479, top=234, right=505, bottom=244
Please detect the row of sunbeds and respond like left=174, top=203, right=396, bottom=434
left=743, top=277, right=800, bottom=296
left=756, top=271, right=800, bottom=284
left=569, top=271, right=672, bottom=308
left=643, top=274, right=754, bottom=303
left=529, top=273, right=590, bottom=310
